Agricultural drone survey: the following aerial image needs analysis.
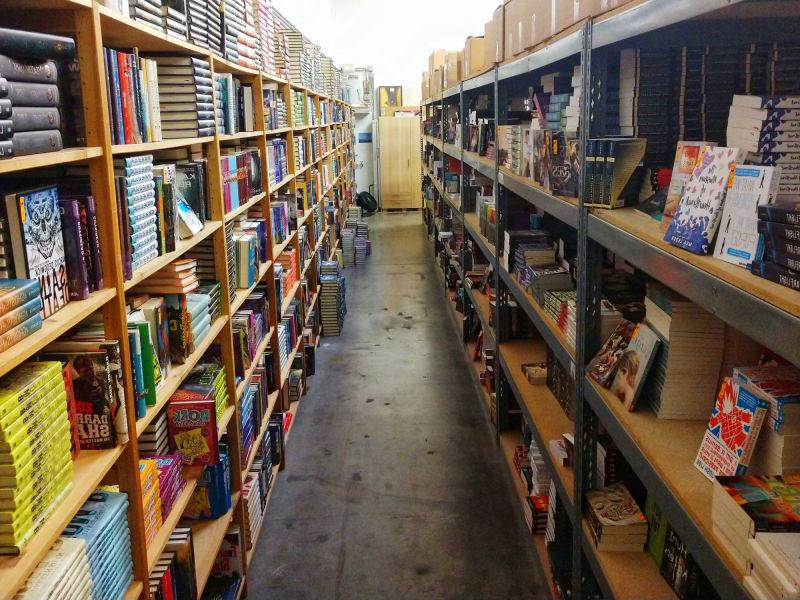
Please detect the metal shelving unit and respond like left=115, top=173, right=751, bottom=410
left=421, top=1, right=798, bottom=598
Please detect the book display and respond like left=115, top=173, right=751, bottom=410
left=422, top=1, right=800, bottom=599
left=0, top=5, right=353, bottom=600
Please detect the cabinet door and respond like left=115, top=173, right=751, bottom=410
left=379, top=116, right=422, bottom=209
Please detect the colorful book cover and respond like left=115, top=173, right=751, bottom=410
left=0, top=279, right=40, bottom=315
left=695, top=378, right=769, bottom=481
left=662, top=141, right=715, bottom=229
left=734, top=365, right=800, bottom=431
left=714, top=165, right=782, bottom=268
left=587, top=320, right=637, bottom=387
left=4, top=186, right=69, bottom=318
left=715, top=475, right=800, bottom=532
left=167, top=395, right=218, bottom=466
left=610, top=322, right=661, bottom=412
left=664, top=146, right=747, bottom=254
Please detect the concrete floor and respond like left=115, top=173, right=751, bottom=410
left=247, top=213, right=547, bottom=599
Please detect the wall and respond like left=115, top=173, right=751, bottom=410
left=273, top=0, right=490, bottom=105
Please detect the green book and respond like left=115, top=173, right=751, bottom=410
left=645, top=493, right=668, bottom=569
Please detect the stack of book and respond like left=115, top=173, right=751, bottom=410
left=642, top=282, right=726, bottom=419
left=139, top=410, right=170, bottom=457
left=242, top=471, right=266, bottom=549
left=319, top=260, right=345, bottom=336
left=125, top=0, right=163, bottom=31
left=160, top=0, right=188, bottom=39
left=162, top=527, right=197, bottom=600
left=186, top=0, right=210, bottom=48
left=152, top=56, right=214, bottom=140
left=747, top=527, right=800, bottom=599
left=240, top=386, right=256, bottom=463
left=504, top=229, right=552, bottom=274
left=256, top=0, right=277, bottom=75
left=275, top=248, right=299, bottom=293
left=354, top=221, right=369, bottom=266
left=0, top=30, right=76, bottom=159
left=61, top=491, right=134, bottom=599
left=139, top=458, right=163, bottom=546
left=185, top=239, right=220, bottom=297
left=183, top=447, right=231, bottom=519
left=14, top=537, right=91, bottom=599
left=341, top=228, right=355, bottom=266
left=288, top=368, right=303, bottom=403
left=276, top=319, right=290, bottom=366
left=221, top=0, right=245, bottom=66
left=585, top=482, right=648, bottom=552
left=294, top=135, right=307, bottom=171
left=154, top=455, right=185, bottom=519
left=114, top=154, right=158, bottom=278
left=209, top=526, right=244, bottom=597
left=271, top=199, right=290, bottom=242
left=0, top=280, right=42, bottom=352
left=0, top=361, right=72, bottom=555
left=216, top=73, right=255, bottom=135
left=267, top=138, right=289, bottom=185
left=183, top=362, right=229, bottom=423
left=752, top=201, right=800, bottom=291
left=279, top=31, right=312, bottom=87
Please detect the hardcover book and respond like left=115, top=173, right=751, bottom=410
left=664, top=146, right=747, bottom=255
left=167, top=394, right=218, bottom=466
left=609, top=322, right=660, bottom=412
left=695, top=378, right=769, bottom=481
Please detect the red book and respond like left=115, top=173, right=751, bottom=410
left=116, top=51, right=134, bottom=144
left=167, top=392, right=219, bottom=466
left=61, top=364, right=81, bottom=458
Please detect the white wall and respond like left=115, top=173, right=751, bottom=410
left=272, top=0, right=491, bottom=105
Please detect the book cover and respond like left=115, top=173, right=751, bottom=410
left=714, top=166, right=782, bottom=268
left=609, top=322, right=661, bottom=411
left=715, top=475, right=800, bottom=533
left=0, top=279, right=39, bottom=314
left=662, top=141, right=715, bottom=230
left=759, top=201, right=800, bottom=226
left=587, top=320, right=637, bottom=387
left=695, top=378, right=769, bottom=481
left=4, top=186, right=69, bottom=318
left=167, top=395, right=219, bottom=466
left=58, top=199, right=89, bottom=301
left=0, top=295, right=41, bottom=336
left=645, top=495, right=668, bottom=569
left=585, top=482, right=647, bottom=529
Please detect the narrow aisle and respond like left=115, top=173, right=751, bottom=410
left=248, top=213, right=546, bottom=599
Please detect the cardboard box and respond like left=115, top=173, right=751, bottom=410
left=429, top=50, right=447, bottom=74
left=492, top=4, right=505, bottom=63
left=483, top=19, right=495, bottom=67
left=464, top=36, right=486, bottom=78
left=551, top=0, right=606, bottom=37
left=443, top=51, right=460, bottom=88
left=431, top=67, right=443, bottom=97
left=504, top=0, right=550, bottom=58
left=458, top=50, right=464, bottom=82
left=422, top=78, right=430, bottom=101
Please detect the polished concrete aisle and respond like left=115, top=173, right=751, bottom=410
left=248, top=213, right=546, bottom=599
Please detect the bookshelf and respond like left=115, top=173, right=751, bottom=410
left=0, top=3, right=354, bottom=600
left=422, top=1, right=800, bottom=599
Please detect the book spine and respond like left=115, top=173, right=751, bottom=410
left=0, top=120, right=10, bottom=139
left=0, top=296, right=42, bottom=336
left=107, top=49, right=124, bottom=146
left=759, top=204, right=800, bottom=226
left=9, top=107, right=61, bottom=132
left=58, top=200, right=89, bottom=301
left=0, top=98, right=10, bottom=119
left=751, top=260, right=800, bottom=291
left=117, top=52, right=134, bottom=145
left=75, top=203, right=94, bottom=292
left=117, top=178, right=133, bottom=280
left=139, top=56, right=151, bottom=143
left=6, top=82, right=59, bottom=107
left=0, top=315, right=43, bottom=352
left=147, top=59, right=162, bottom=142
left=0, top=280, right=40, bottom=314
left=9, top=130, right=62, bottom=156
left=164, top=182, right=177, bottom=253
left=129, top=52, right=143, bottom=144
left=81, top=196, right=104, bottom=290
left=769, top=249, right=800, bottom=271
left=0, top=55, right=58, bottom=84
left=0, top=28, right=75, bottom=60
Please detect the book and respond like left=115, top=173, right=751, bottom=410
left=713, top=475, right=800, bottom=540
left=4, top=185, right=69, bottom=318
left=0, top=279, right=39, bottom=315
left=714, top=166, right=782, bottom=268
left=662, top=141, right=716, bottom=231
left=695, top=378, right=769, bottom=481
left=587, top=320, right=637, bottom=388
left=167, top=394, right=218, bottom=466
left=58, top=199, right=89, bottom=301
left=664, top=146, right=748, bottom=255
left=0, top=28, right=75, bottom=60
left=750, top=259, right=800, bottom=291
left=609, top=322, right=660, bottom=411
left=585, top=482, right=647, bottom=551
left=748, top=532, right=800, bottom=600
left=759, top=200, right=800, bottom=226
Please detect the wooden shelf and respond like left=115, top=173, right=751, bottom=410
left=281, top=281, right=300, bottom=317
left=146, top=475, right=200, bottom=571
left=211, top=55, right=259, bottom=77
left=111, top=137, right=215, bottom=154
left=304, top=291, right=319, bottom=326
left=265, top=127, right=291, bottom=135
left=235, top=329, right=274, bottom=400
left=230, top=260, right=273, bottom=314
left=294, top=163, right=311, bottom=176
left=272, top=230, right=296, bottom=258
left=124, top=221, right=222, bottom=291
left=297, top=202, right=320, bottom=228
left=280, top=337, right=303, bottom=387
left=292, top=125, right=310, bottom=132
left=123, top=581, right=144, bottom=600
left=135, top=317, right=228, bottom=437
left=225, top=193, right=267, bottom=223
left=0, top=446, right=125, bottom=598
left=269, top=173, right=294, bottom=193
left=0, top=147, right=103, bottom=174
left=186, top=491, right=240, bottom=596
left=217, top=404, right=236, bottom=439
left=0, top=287, right=117, bottom=378
left=98, top=4, right=208, bottom=55
left=219, top=131, right=264, bottom=141
left=241, top=391, right=279, bottom=477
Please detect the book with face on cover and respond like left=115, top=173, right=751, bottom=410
left=610, top=322, right=660, bottom=412
left=664, top=146, right=747, bottom=255
left=587, top=320, right=637, bottom=388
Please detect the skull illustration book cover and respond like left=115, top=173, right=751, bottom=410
left=4, top=185, right=68, bottom=318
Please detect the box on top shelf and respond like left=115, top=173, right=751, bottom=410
left=443, top=51, right=460, bottom=89
left=464, top=36, right=487, bottom=79
left=431, top=67, right=443, bottom=97
left=485, top=4, right=506, bottom=65
left=429, top=49, right=448, bottom=74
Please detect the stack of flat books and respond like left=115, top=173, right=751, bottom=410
left=585, top=482, right=648, bottom=552
left=152, top=56, right=214, bottom=140
left=160, top=0, right=188, bottom=39
left=14, top=537, right=91, bottom=599
left=114, top=155, right=158, bottom=278
left=126, top=0, right=163, bottom=31
left=139, top=458, right=163, bottom=546
left=139, top=410, right=170, bottom=457
left=319, top=260, right=345, bottom=336
left=187, top=0, right=210, bottom=49
left=752, top=201, right=800, bottom=291
left=0, top=280, right=42, bottom=352
left=153, top=454, right=185, bottom=519
left=136, top=259, right=199, bottom=294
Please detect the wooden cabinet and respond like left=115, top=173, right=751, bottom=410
left=378, top=116, right=422, bottom=209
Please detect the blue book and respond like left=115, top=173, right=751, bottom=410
left=127, top=328, right=146, bottom=419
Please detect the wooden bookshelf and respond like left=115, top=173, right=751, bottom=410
left=111, top=137, right=215, bottom=154
left=225, top=192, right=268, bottom=223
left=235, top=328, right=274, bottom=400
left=0, top=147, right=103, bottom=174
left=145, top=476, right=200, bottom=571
left=187, top=491, right=240, bottom=595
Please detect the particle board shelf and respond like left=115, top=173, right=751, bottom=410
left=269, top=173, right=294, bottom=193
left=497, top=266, right=575, bottom=372
left=498, top=168, right=578, bottom=228
left=244, top=464, right=279, bottom=567
left=145, top=475, right=200, bottom=571
left=225, top=193, right=267, bottom=223
left=463, top=212, right=496, bottom=267
left=135, top=316, right=228, bottom=437
left=235, top=328, right=275, bottom=400
left=0, top=287, right=117, bottom=378
left=281, top=281, right=300, bottom=317
left=498, top=339, right=576, bottom=515
left=124, top=221, right=222, bottom=291
left=588, top=207, right=800, bottom=366
left=230, top=260, right=273, bottom=314
left=241, top=392, right=279, bottom=477
left=498, top=431, right=556, bottom=600
left=0, top=446, right=126, bottom=599
left=461, top=67, right=496, bottom=93
left=462, top=149, right=495, bottom=180
left=0, top=146, right=103, bottom=174
left=580, top=520, right=675, bottom=600
left=111, top=137, right=215, bottom=155
left=265, top=127, right=291, bottom=136
left=583, top=377, right=748, bottom=599
left=218, top=130, right=264, bottom=141
left=464, top=284, right=494, bottom=343
left=186, top=491, right=240, bottom=596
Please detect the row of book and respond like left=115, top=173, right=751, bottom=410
left=230, top=214, right=270, bottom=290
left=0, top=30, right=81, bottom=159
left=263, top=83, right=287, bottom=131
left=266, top=138, right=289, bottom=186
left=215, top=73, right=256, bottom=135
